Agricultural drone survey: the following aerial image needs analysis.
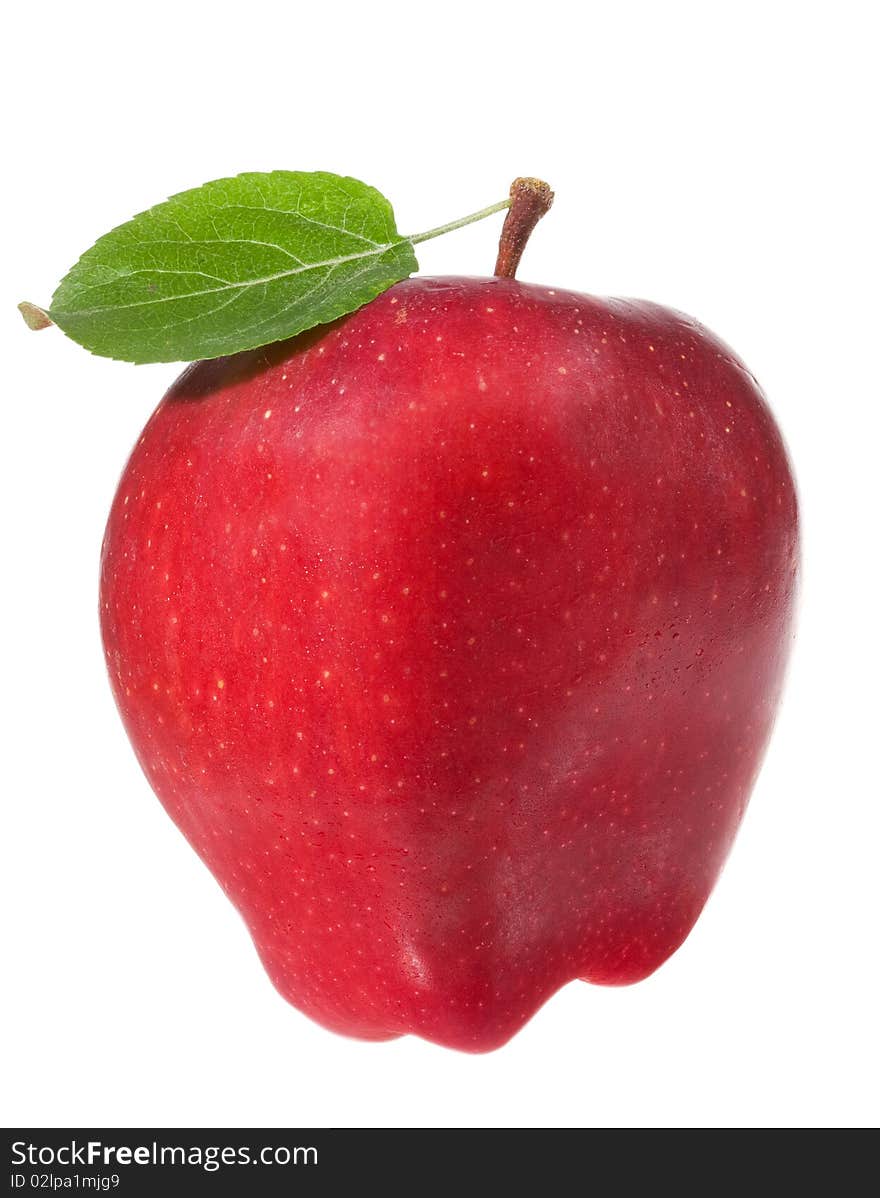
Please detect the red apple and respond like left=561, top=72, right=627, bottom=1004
left=100, top=274, right=798, bottom=1052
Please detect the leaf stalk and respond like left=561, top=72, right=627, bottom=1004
left=408, top=198, right=511, bottom=246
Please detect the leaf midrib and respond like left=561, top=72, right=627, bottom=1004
left=53, top=239, right=407, bottom=318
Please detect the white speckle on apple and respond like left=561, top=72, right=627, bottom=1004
left=263, top=409, right=272, bottom=420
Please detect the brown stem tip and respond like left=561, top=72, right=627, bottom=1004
left=494, top=177, right=554, bottom=280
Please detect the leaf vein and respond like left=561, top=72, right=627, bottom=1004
left=53, top=243, right=405, bottom=318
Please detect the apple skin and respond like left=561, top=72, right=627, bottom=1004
left=100, top=276, right=798, bottom=1052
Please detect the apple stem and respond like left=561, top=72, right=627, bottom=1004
left=494, top=178, right=554, bottom=279
left=408, top=198, right=512, bottom=246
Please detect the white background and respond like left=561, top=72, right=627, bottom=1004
left=2, top=1, right=877, bottom=1129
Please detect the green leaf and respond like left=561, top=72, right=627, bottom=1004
left=48, top=172, right=418, bottom=364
